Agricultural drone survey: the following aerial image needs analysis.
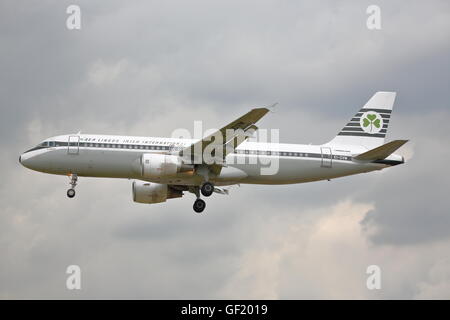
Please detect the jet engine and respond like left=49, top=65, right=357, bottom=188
left=132, top=180, right=183, bottom=204
left=139, top=153, right=193, bottom=178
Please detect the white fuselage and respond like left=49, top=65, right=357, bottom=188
left=19, top=134, right=403, bottom=186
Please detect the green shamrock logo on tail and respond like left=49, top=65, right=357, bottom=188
left=360, top=111, right=383, bottom=134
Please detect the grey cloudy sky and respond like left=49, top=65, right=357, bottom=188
left=1, top=0, right=450, bottom=299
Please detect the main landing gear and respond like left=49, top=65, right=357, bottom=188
left=200, top=182, right=214, bottom=197
left=193, top=198, right=206, bottom=213
left=67, top=173, right=78, bottom=198
left=192, top=182, right=215, bottom=213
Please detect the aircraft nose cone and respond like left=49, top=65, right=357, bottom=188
left=19, top=153, right=30, bottom=168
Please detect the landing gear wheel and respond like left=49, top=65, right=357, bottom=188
left=193, top=199, right=206, bottom=213
left=67, top=188, right=76, bottom=198
left=201, top=182, right=214, bottom=197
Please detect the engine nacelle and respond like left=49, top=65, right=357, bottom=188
left=132, top=181, right=182, bottom=204
left=140, top=153, right=192, bottom=178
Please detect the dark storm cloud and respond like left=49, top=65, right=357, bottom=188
left=2, top=0, right=449, bottom=139
left=1, top=0, right=450, bottom=299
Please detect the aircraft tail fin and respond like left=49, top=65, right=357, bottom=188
left=327, top=92, right=397, bottom=149
left=353, top=139, right=408, bottom=161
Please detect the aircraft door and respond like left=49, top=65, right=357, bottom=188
left=68, top=135, right=80, bottom=155
left=320, top=147, right=332, bottom=168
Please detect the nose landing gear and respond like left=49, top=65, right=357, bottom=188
left=67, top=173, right=78, bottom=198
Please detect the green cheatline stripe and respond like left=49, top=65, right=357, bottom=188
left=338, top=132, right=386, bottom=138
left=358, top=108, right=392, bottom=114
left=25, top=143, right=358, bottom=162
left=24, top=146, right=48, bottom=153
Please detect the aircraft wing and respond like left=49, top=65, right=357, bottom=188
left=180, top=107, right=269, bottom=167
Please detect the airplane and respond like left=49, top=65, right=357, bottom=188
left=19, top=92, right=408, bottom=213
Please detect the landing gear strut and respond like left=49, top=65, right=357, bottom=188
left=201, top=182, right=214, bottom=197
left=67, top=173, right=78, bottom=198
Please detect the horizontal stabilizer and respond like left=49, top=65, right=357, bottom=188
left=354, top=140, right=408, bottom=161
